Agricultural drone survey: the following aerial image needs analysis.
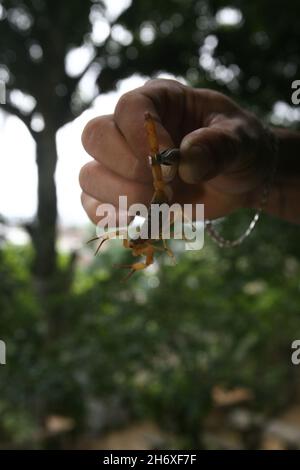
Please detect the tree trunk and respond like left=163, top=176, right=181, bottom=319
left=32, top=128, right=58, bottom=285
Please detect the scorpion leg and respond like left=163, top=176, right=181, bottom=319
left=88, top=228, right=128, bottom=255
left=115, top=248, right=154, bottom=281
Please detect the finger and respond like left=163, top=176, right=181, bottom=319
left=81, top=192, right=102, bottom=225
left=113, top=82, right=176, bottom=163
left=81, top=115, right=151, bottom=183
left=179, top=121, right=243, bottom=184
left=79, top=160, right=153, bottom=208
left=81, top=192, right=132, bottom=227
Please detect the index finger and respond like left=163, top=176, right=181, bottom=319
left=113, top=81, right=176, bottom=162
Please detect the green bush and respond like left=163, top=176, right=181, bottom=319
left=1, top=214, right=300, bottom=448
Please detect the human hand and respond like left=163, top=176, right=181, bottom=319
left=80, top=79, right=274, bottom=223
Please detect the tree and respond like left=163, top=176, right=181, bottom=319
left=0, top=0, right=105, bottom=287
left=1, top=0, right=299, bottom=290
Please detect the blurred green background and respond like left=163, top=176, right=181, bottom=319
left=1, top=0, right=300, bottom=450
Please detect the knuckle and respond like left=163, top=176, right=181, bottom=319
left=115, top=90, right=137, bottom=116
left=79, top=162, right=93, bottom=190
left=81, top=115, right=112, bottom=153
left=144, top=77, right=181, bottom=89
left=80, top=191, right=86, bottom=207
left=144, top=78, right=166, bottom=88
left=143, top=78, right=185, bottom=97
left=81, top=193, right=98, bottom=224
left=80, top=191, right=91, bottom=214
left=81, top=117, right=98, bottom=150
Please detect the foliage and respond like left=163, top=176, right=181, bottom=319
left=100, top=0, right=300, bottom=120
left=1, top=214, right=300, bottom=447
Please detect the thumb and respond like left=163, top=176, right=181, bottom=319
left=179, top=125, right=241, bottom=184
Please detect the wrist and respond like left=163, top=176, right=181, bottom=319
left=244, top=125, right=279, bottom=211
left=247, top=127, right=300, bottom=223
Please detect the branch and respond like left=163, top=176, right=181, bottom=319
left=77, top=54, right=97, bottom=82
left=64, top=43, right=105, bottom=99
left=0, top=102, right=33, bottom=133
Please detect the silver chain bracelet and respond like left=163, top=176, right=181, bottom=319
left=204, top=126, right=279, bottom=248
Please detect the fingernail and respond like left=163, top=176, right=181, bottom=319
left=161, top=164, right=177, bottom=182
